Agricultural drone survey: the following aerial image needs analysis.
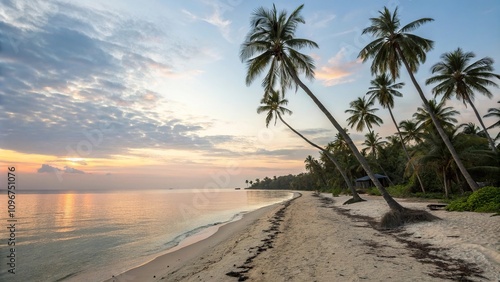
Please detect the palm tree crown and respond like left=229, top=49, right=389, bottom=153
left=345, top=96, right=383, bottom=133
left=426, top=48, right=500, bottom=152
left=366, top=73, right=404, bottom=109
left=358, top=7, right=434, bottom=79
left=256, top=89, right=292, bottom=127
left=240, top=4, right=318, bottom=93
left=413, top=99, right=459, bottom=132
left=399, top=119, right=424, bottom=145
left=484, top=101, right=500, bottom=129
left=426, top=48, right=500, bottom=103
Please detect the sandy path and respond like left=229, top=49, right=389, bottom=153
left=110, top=192, right=500, bottom=282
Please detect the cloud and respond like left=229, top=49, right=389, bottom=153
left=309, top=13, right=336, bottom=28
left=315, top=47, right=362, bottom=86
left=37, top=164, right=86, bottom=174
left=0, top=0, right=234, bottom=158
left=63, top=166, right=85, bottom=174
left=38, top=164, right=61, bottom=173
left=182, top=2, right=234, bottom=42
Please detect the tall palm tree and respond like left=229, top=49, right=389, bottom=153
left=367, top=73, right=425, bottom=192
left=241, top=4, right=402, bottom=210
left=257, top=89, right=362, bottom=201
left=426, top=48, right=500, bottom=153
left=399, top=119, right=425, bottom=145
left=359, top=6, right=479, bottom=191
left=413, top=99, right=459, bottom=133
left=345, top=96, right=383, bottom=134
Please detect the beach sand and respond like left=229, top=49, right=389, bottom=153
left=107, top=192, right=500, bottom=282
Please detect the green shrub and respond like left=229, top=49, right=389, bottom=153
left=447, top=186, right=500, bottom=213
left=446, top=196, right=469, bottom=211
left=366, top=187, right=381, bottom=196
left=387, top=184, right=410, bottom=197
left=331, top=187, right=343, bottom=197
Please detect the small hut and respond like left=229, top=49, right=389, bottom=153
left=355, top=174, right=390, bottom=188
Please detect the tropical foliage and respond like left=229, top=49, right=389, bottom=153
left=243, top=5, right=499, bottom=208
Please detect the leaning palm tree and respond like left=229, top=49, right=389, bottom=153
left=241, top=4, right=402, bottom=210
left=359, top=6, right=479, bottom=191
left=367, top=73, right=425, bottom=192
left=426, top=48, right=500, bottom=153
left=345, top=96, right=383, bottom=134
left=257, top=89, right=363, bottom=202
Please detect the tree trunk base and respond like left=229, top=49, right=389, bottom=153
left=380, top=208, right=440, bottom=229
left=343, top=197, right=366, bottom=205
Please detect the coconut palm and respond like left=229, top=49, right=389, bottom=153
left=345, top=96, right=383, bottom=134
left=257, top=89, right=363, bottom=202
left=413, top=99, right=459, bottom=133
left=426, top=48, right=500, bottom=152
left=362, top=132, right=386, bottom=159
left=459, top=122, right=487, bottom=138
left=304, top=155, right=327, bottom=186
left=484, top=101, right=500, bottom=129
left=399, top=119, right=425, bottom=145
left=367, top=73, right=425, bottom=192
left=362, top=131, right=394, bottom=186
left=359, top=6, right=479, bottom=191
left=241, top=4, right=402, bottom=210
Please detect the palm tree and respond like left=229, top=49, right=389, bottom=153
left=426, top=48, right=500, bottom=152
left=359, top=6, right=479, bottom=191
left=362, top=132, right=386, bottom=159
left=245, top=179, right=249, bottom=187
left=367, top=73, right=425, bottom=192
left=241, top=4, right=402, bottom=210
left=257, top=89, right=362, bottom=202
left=413, top=99, right=459, bottom=133
left=459, top=122, right=486, bottom=138
left=484, top=101, right=500, bottom=144
left=362, top=131, right=394, bottom=186
left=345, top=96, right=383, bottom=134
left=484, top=101, right=500, bottom=129
left=304, top=155, right=327, bottom=187
left=399, top=119, right=425, bottom=145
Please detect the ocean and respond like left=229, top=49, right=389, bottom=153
left=0, top=189, right=293, bottom=282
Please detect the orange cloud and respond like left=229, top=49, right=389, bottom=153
left=315, top=48, right=361, bottom=86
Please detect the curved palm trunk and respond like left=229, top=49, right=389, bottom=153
left=396, top=46, right=479, bottom=191
left=387, top=107, right=426, bottom=193
left=288, top=70, right=404, bottom=211
left=466, top=97, right=498, bottom=153
left=277, top=114, right=362, bottom=200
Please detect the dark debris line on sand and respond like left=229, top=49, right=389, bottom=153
left=318, top=195, right=486, bottom=281
left=225, top=193, right=302, bottom=281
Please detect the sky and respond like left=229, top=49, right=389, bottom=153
left=0, top=0, right=499, bottom=190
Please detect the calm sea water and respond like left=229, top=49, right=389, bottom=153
left=0, top=189, right=292, bottom=282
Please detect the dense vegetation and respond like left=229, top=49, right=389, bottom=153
left=241, top=5, right=500, bottom=211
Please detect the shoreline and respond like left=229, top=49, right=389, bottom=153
left=105, top=192, right=299, bottom=282
left=106, top=192, right=499, bottom=282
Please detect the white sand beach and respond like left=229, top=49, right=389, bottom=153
left=108, top=192, right=500, bottom=282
